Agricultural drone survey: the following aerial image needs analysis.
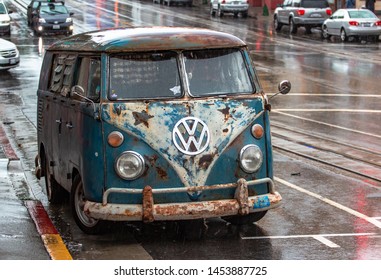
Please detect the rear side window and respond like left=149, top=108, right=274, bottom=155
left=49, top=54, right=76, bottom=97
left=109, top=51, right=181, bottom=100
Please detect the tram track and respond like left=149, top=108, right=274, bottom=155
left=271, top=122, right=381, bottom=185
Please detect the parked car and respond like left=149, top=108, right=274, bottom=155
left=34, top=26, right=290, bottom=234
left=274, top=0, right=332, bottom=34
left=0, top=38, right=20, bottom=71
left=163, top=0, right=193, bottom=6
left=210, top=0, right=249, bottom=18
left=32, top=1, right=73, bottom=36
left=0, top=0, right=12, bottom=35
left=322, top=8, right=381, bottom=42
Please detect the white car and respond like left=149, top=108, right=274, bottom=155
left=322, top=8, right=381, bottom=42
left=210, top=0, right=249, bottom=18
left=0, top=0, right=12, bottom=35
left=0, top=38, right=20, bottom=71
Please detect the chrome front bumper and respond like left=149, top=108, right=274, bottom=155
left=84, top=178, right=282, bottom=222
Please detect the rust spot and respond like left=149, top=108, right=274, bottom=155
left=222, top=128, right=229, bottom=133
left=132, top=110, right=154, bottom=128
left=198, top=153, right=216, bottom=170
left=218, top=106, right=235, bottom=122
left=145, top=154, right=159, bottom=167
left=156, top=166, right=168, bottom=180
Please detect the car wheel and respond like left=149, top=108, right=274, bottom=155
left=210, top=5, right=216, bottom=16
left=70, top=174, right=104, bottom=234
left=321, top=25, right=331, bottom=40
left=223, top=211, right=267, bottom=225
left=340, top=28, right=348, bottom=42
left=217, top=6, right=223, bottom=17
left=44, top=154, right=65, bottom=204
left=241, top=12, right=248, bottom=18
left=274, top=16, right=282, bottom=31
left=289, top=18, right=297, bottom=34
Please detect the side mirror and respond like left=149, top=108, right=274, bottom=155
left=70, top=12, right=74, bottom=16
left=71, top=85, right=100, bottom=120
left=278, top=80, right=291, bottom=95
left=268, top=80, right=291, bottom=100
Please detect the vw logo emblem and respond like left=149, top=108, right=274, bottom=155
left=172, top=117, right=210, bottom=156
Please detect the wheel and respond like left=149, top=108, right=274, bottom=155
left=210, top=5, right=216, bottom=16
left=340, top=28, right=348, bottom=42
left=217, top=6, right=223, bottom=17
left=241, top=12, right=248, bottom=18
left=233, top=12, right=238, bottom=18
left=70, top=174, right=104, bottom=234
left=223, top=211, right=267, bottom=225
left=321, top=25, right=331, bottom=40
left=305, top=26, right=312, bottom=34
left=274, top=16, right=282, bottom=31
left=44, top=154, right=65, bottom=204
left=289, top=18, right=297, bottom=34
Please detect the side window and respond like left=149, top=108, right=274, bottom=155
left=72, top=57, right=101, bottom=102
left=49, top=54, right=76, bottom=97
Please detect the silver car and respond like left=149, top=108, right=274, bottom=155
left=210, top=0, right=249, bottom=18
left=0, top=38, right=20, bottom=71
left=322, top=9, right=381, bottom=42
left=274, top=0, right=332, bottom=34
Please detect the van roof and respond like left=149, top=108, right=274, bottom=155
left=47, top=26, right=246, bottom=52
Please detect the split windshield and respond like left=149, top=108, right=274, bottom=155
left=108, top=48, right=254, bottom=100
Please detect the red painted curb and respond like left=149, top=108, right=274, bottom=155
left=0, top=123, right=19, bottom=160
left=25, top=200, right=58, bottom=235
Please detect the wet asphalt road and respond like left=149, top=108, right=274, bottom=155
left=0, top=0, right=380, bottom=260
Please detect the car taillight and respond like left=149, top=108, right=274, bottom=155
left=349, top=21, right=359, bottom=26
left=297, top=9, right=305, bottom=16
left=222, top=0, right=226, bottom=3
left=326, top=8, right=332, bottom=16
left=375, top=21, right=381, bottom=26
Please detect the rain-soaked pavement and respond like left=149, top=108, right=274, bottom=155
left=0, top=0, right=380, bottom=261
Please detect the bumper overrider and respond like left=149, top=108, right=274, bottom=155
left=84, top=178, right=282, bottom=222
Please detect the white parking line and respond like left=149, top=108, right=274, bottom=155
left=241, top=233, right=378, bottom=248
left=272, top=111, right=381, bottom=139
left=275, top=177, right=381, bottom=229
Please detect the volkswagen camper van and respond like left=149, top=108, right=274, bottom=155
left=35, top=27, right=290, bottom=234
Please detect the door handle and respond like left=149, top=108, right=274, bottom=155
left=66, top=123, right=73, bottom=129
left=55, top=119, right=62, bottom=124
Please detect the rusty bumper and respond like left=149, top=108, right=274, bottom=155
left=84, top=178, right=282, bottom=222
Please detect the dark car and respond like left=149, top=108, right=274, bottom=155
left=27, top=0, right=65, bottom=26
left=31, top=1, right=73, bottom=36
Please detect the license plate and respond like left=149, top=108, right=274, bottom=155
left=362, top=23, right=371, bottom=27
left=9, top=58, right=17, bottom=64
left=310, top=13, right=322, bottom=18
left=53, top=25, right=60, bottom=29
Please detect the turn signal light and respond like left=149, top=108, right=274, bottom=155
left=108, top=131, right=124, bottom=147
left=251, top=124, right=264, bottom=139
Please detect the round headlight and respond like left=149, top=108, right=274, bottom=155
left=115, top=151, right=145, bottom=180
left=239, top=145, right=263, bottom=173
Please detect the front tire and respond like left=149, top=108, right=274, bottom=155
left=322, top=25, right=331, bottom=40
left=70, top=174, right=104, bottom=234
left=223, top=211, right=267, bottom=225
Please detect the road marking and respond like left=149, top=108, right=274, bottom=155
left=242, top=233, right=377, bottom=248
left=270, top=93, right=381, bottom=98
left=272, top=111, right=381, bottom=139
left=275, top=177, right=381, bottom=229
